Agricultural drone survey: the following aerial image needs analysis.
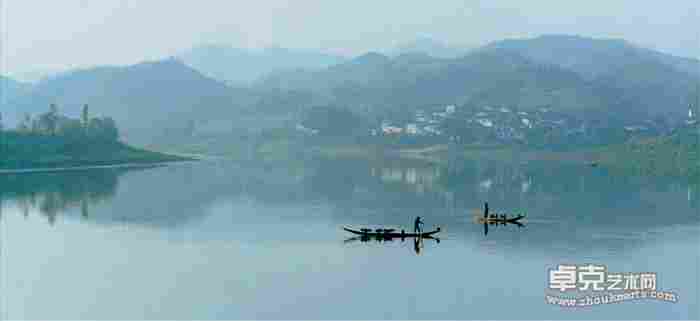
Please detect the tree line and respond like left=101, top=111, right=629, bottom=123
left=0, top=104, right=119, bottom=142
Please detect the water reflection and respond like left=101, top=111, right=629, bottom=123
left=344, top=234, right=440, bottom=255
left=0, top=157, right=697, bottom=244
left=0, top=167, right=138, bottom=225
left=1, top=157, right=698, bottom=319
left=481, top=218, right=525, bottom=236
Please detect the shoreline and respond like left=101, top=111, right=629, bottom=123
left=0, top=159, right=196, bottom=175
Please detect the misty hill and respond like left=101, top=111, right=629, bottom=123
left=387, top=36, right=470, bottom=58
left=1, top=76, right=30, bottom=103
left=260, top=35, right=699, bottom=120
left=258, top=52, right=442, bottom=92
left=484, top=35, right=700, bottom=117
left=6, top=59, right=258, bottom=145
left=178, top=45, right=346, bottom=85
left=258, top=48, right=607, bottom=116
left=485, top=34, right=700, bottom=78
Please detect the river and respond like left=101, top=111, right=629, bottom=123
left=1, top=157, right=698, bottom=319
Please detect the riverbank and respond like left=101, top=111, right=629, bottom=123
left=153, top=129, right=698, bottom=180
left=0, top=135, right=193, bottom=171
left=0, top=162, right=173, bottom=174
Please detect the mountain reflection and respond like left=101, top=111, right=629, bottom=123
left=0, top=157, right=697, bottom=242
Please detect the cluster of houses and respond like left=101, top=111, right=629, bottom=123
left=623, top=106, right=697, bottom=134
left=373, top=105, right=458, bottom=137
left=370, top=104, right=572, bottom=142
left=295, top=102, right=698, bottom=144
left=373, top=103, right=698, bottom=143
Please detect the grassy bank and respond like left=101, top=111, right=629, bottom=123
left=0, top=132, right=191, bottom=170
left=591, top=134, right=699, bottom=179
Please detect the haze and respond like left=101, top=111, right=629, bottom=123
left=2, top=0, right=699, bottom=76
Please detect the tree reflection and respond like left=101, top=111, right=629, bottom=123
left=0, top=167, right=143, bottom=225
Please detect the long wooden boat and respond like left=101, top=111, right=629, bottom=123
left=343, top=226, right=441, bottom=238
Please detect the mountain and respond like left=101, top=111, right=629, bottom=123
left=485, top=34, right=700, bottom=78
left=257, top=48, right=609, bottom=116
left=1, top=76, right=30, bottom=103
left=484, top=35, right=700, bottom=117
left=8, top=68, right=65, bottom=83
left=387, top=36, right=470, bottom=58
left=177, top=45, right=346, bottom=85
left=6, top=59, right=259, bottom=145
left=260, top=35, right=699, bottom=120
left=257, top=52, right=443, bottom=92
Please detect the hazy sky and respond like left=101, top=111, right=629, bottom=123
left=2, top=0, right=698, bottom=76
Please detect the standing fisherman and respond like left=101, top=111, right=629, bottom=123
left=414, top=216, right=424, bottom=234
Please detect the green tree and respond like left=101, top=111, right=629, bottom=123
left=88, top=117, right=119, bottom=141
left=301, top=106, right=368, bottom=137
left=81, top=104, right=90, bottom=131
left=48, top=103, right=59, bottom=135
left=57, top=119, right=85, bottom=141
left=18, top=114, right=32, bottom=133
left=0, top=111, right=4, bottom=155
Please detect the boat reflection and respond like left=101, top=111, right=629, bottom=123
left=344, top=234, right=440, bottom=255
left=481, top=219, right=525, bottom=236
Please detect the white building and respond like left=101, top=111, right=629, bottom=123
left=405, top=123, right=419, bottom=135
left=479, top=178, right=493, bottom=191
left=445, top=105, right=456, bottom=114
left=477, top=119, right=494, bottom=127
left=295, top=123, right=319, bottom=135
left=624, top=126, right=648, bottom=132
left=382, top=126, right=403, bottom=134
left=423, top=126, right=441, bottom=135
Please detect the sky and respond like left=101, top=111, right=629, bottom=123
left=1, top=0, right=699, bottom=78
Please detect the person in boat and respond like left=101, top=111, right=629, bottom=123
left=414, top=216, right=424, bottom=233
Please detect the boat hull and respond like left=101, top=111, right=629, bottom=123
left=343, top=227, right=441, bottom=238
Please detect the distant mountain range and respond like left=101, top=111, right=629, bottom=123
left=386, top=36, right=471, bottom=58
left=259, top=35, right=699, bottom=120
left=483, top=35, right=699, bottom=117
left=4, top=35, right=698, bottom=146
left=484, top=35, right=700, bottom=78
left=8, top=68, right=66, bottom=83
left=177, top=45, right=346, bottom=85
left=257, top=49, right=605, bottom=115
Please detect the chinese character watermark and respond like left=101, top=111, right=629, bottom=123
left=546, top=264, right=675, bottom=308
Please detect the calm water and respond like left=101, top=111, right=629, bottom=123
left=1, top=157, right=698, bottom=319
